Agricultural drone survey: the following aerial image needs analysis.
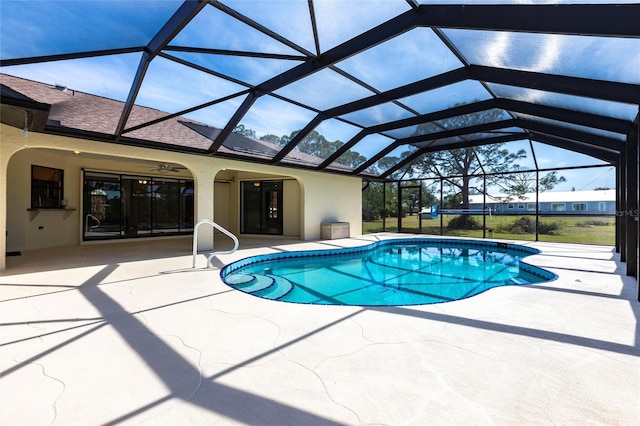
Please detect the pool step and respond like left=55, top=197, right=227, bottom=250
left=225, top=273, right=256, bottom=285
left=230, top=274, right=275, bottom=293
left=225, top=273, right=294, bottom=300
left=254, top=276, right=294, bottom=300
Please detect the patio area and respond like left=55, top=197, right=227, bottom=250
left=1, top=234, right=638, bottom=425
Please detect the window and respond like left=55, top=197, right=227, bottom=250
left=573, top=203, right=587, bottom=211
left=527, top=203, right=536, bottom=211
left=598, top=202, right=606, bottom=212
left=31, top=165, right=63, bottom=208
left=551, top=203, right=566, bottom=212
left=517, top=203, right=525, bottom=209
left=82, top=171, right=194, bottom=240
left=507, top=203, right=514, bottom=209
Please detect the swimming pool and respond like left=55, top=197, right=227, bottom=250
left=220, top=238, right=556, bottom=306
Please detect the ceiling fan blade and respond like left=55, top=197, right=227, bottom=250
left=146, top=163, right=186, bottom=173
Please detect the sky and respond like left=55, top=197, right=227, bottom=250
left=1, top=0, right=633, bottom=191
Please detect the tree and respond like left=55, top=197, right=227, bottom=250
left=259, top=134, right=283, bottom=145
left=260, top=129, right=367, bottom=169
left=489, top=169, right=566, bottom=203
left=296, top=130, right=339, bottom=158
left=234, top=124, right=256, bottom=138
left=362, top=181, right=384, bottom=220
left=411, top=107, right=564, bottom=207
left=338, top=150, right=368, bottom=169
left=367, top=149, right=416, bottom=180
left=539, top=171, right=567, bottom=192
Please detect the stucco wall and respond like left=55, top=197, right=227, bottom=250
left=297, top=174, right=362, bottom=239
left=283, top=179, right=301, bottom=237
left=0, top=123, right=362, bottom=270
left=213, top=181, right=231, bottom=231
left=6, top=148, right=81, bottom=251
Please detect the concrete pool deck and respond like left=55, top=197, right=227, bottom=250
left=1, top=233, right=638, bottom=425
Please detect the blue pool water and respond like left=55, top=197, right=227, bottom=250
left=220, top=238, right=556, bottom=306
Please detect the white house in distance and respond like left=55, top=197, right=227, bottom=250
left=468, top=190, right=616, bottom=215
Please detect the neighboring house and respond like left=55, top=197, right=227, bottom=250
left=468, top=190, right=616, bottom=215
left=0, top=74, right=362, bottom=270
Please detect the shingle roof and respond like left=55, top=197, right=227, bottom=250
left=2, top=2, right=638, bottom=180
left=1, top=73, right=328, bottom=163
left=1, top=74, right=214, bottom=150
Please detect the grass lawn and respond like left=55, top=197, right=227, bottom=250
left=363, top=214, right=615, bottom=246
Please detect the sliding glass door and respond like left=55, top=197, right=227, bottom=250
left=241, top=180, right=283, bottom=235
left=83, top=171, right=194, bottom=241
left=83, top=172, right=122, bottom=239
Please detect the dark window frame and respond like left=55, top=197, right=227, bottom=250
left=31, top=165, right=64, bottom=208
left=573, top=202, right=587, bottom=211
left=82, top=170, right=195, bottom=241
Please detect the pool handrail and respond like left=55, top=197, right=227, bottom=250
left=85, top=213, right=101, bottom=231
left=192, top=219, right=239, bottom=268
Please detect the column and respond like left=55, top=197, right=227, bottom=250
left=193, top=168, right=216, bottom=252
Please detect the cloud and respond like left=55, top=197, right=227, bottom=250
left=313, top=0, right=409, bottom=52
left=173, top=3, right=300, bottom=56
left=240, top=95, right=317, bottom=137
left=0, top=1, right=178, bottom=59
left=184, top=97, right=244, bottom=129
left=224, top=0, right=316, bottom=54
left=1, top=54, right=140, bottom=101
left=275, top=68, right=374, bottom=110
left=351, top=133, right=394, bottom=158
left=314, top=118, right=361, bottom=143
left=335, top=28, right=462, bottom=92
left=136, top=56, right=247, bottom=112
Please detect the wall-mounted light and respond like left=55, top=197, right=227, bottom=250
left=253, top=182, right=261, bottom=187
left=138, top=179, right=148, bottom=184
left=72, top=150, right=81, bottom=155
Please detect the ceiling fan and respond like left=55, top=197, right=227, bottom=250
left=150, top=162, right=187, bottom=174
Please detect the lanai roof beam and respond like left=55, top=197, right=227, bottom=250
left=115, top=0, right=208, bottom=140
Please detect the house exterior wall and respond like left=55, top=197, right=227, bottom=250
left=470, top=200, right=616, bottom=214
left=0, top=123, right=362, bottom=271
left=213, top=181, right=231, bottom=231
left=6, top=147, right=82, bottom=251
left=283, top=179, right=301, bottom=237
left=299, top=172, right=362, bottom=237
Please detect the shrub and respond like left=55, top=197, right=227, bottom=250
left=576, top=219, right=610, bottom=227
left=495, top=217, right=562, bottom=234
left=538, top=220, right=561, bottom=234
left=510, top=217, right=536, bottom=234
left=362, top=212, right=380, bottom=221
left=447, top=215, right=481, bottom=230
left=494, top=223, right=511, bottom=234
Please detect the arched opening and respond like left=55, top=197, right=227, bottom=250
left=213, top=169, right=302, bottom=239
left=5, top=147, right=194, bottom=253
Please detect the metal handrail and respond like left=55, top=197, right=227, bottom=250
left=85, top=214, right=100, bottom=231
left=192, top=219, right=239, bottom=268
